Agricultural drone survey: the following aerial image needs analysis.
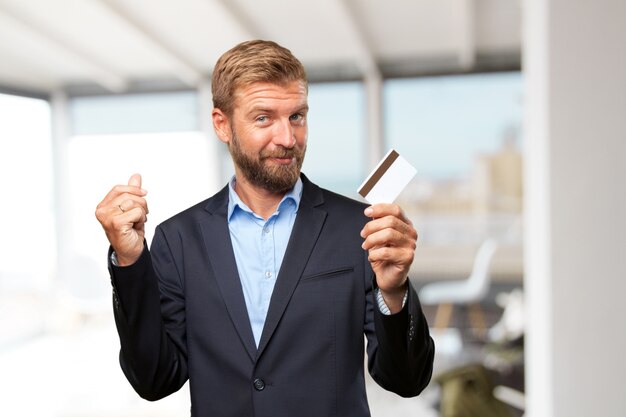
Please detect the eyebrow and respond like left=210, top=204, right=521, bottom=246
left=294, top=104, right=309, bottom=113
left=246, top=106, right=274, bottom=116
left=246, top=103, right=309, bottom=117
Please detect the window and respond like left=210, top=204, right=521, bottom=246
left=0, top=93, right=53, bottom=291
left=384, top=73, right=523, bottom=278
left=302, top=82, right=366, bottom=198
left=385, top=72, right=522, bottom=180
left=67, top=92, right=216, bottom=282
left=0, top=93, right=53, bottom=349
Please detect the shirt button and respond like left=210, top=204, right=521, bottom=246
left=265, top=271, right=272, bottom=278
left=253, top=378, right=265, bottom=391
left=263, top=227, right=271, bottom=233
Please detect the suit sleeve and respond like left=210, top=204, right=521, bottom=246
left=109, top=226, right=188, bottom=401
left=364, top=251, right=435, bottom=397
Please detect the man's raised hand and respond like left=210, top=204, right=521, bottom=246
left=360, top=204, right=418, bottom=313
left=95, top=174, right=149, bottom=266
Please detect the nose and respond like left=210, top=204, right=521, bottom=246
left=273, top=118, right=295, bottom=148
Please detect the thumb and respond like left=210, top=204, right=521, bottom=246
left=128, top=173, right=142, bottom=188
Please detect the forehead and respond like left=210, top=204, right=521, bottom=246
left=232, top=81, right=308, bottom=112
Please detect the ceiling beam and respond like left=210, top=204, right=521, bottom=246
left=0, top=4, right=127, bottom=92
left=95, top=0, right=205, bottom=88
left=0, top=82, right=50, bottom=100
left=211, top=0, right=263, bottom=40
left=458, top=0, right=476, bottom=69
left=336, top=0, right=380, bottom=79
left=335, top=0, right=383, bottom=169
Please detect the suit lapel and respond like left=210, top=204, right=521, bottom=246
left=256, top=177, right=327, bottom=358
left=200, top=187, right=257, bottom=362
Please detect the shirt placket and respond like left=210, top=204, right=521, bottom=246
left=259, top=217, right=276, bottom=317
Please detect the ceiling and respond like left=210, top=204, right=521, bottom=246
left=0, top=0, right=521, bottom=97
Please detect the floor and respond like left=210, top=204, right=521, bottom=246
left=0, top=284, right=524, bottom=416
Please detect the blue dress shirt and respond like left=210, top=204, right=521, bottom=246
left=227, top=176, right=302, bottom=347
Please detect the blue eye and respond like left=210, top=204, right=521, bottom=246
left=290, top=113, right=303, bottom=121
left=256, top=116, right=268, bottom=123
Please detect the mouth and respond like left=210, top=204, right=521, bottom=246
left=270, top=156, right=294, bottom=165
left=263, top=153, right=295, bottom=165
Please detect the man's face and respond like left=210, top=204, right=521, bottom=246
left=225, top=81, right=309, bottom=193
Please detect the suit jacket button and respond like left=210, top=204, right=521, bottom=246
left=253, top=378, right=265, bottom=391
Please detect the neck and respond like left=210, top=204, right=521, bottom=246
left=233, top=174, right=286, bottom=220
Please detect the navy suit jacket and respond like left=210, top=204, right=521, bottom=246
left=109, top=174, right=434, bottom=417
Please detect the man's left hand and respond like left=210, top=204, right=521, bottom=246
left=361, top=204, right=417, bottom=313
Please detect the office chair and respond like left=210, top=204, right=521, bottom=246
left=419, top=238, right=499, bottom=332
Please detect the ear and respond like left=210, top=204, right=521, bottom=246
left=212, top=108, right=231, bottom=144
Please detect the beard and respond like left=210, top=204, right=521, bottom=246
left=228, top=131, right=306, bottom=194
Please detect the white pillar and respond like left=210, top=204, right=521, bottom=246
left=524, top=1, right=626, bottom=416
left=365, top=71, right=384, bottom=171
left=50, top=90, right=73, bottom=282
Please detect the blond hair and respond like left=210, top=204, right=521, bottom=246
left=211, top=40, right=307, bottom=116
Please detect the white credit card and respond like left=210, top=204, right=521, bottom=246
left=357, top=149, right=417, bottom=204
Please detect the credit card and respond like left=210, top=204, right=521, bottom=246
left=357, top=149, right=417, bottom=204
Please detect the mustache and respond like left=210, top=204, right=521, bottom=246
left=260, top=147, right=302, bottom=160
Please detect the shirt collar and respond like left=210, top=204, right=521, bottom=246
left=227, top=175, right=303, bottom=221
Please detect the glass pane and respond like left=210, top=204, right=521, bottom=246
left=384, top=72, right=523, bottom=245
left=302, top=82, right=366, bottom=198
left=70, top=91, right=198, bottom=135
left=385, top=72, right=523, bottom=180
left=0, top=94, right=54, bottom=290
left=0, top=93, right=53, bottom=348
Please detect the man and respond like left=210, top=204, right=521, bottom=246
left=96, top=40, right=434, bottom=417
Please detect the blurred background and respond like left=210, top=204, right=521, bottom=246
left=0, top=1, right=623, bottom=416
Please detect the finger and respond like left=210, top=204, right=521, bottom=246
left=99, top=173, right=145, bottom=207
left=98, top=184, right=147, bottom=208
left=112, top=206, right=148, bottom=231
left=361, top=216, right=417, bottom=240
left=364, top=203, right=408, bottom=220
left=127, top=206, right=148, bottom=229
left=112, top=185, right=147, bottom=197
left=367, top=246, right=415, bottom=265
left=123, top=173, right=146, bottom=197
left=128, top=173, right=142, bottom=188
left=362, top=228, right=415, bottom=251
left=116, top=195, right=149, bottom=215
